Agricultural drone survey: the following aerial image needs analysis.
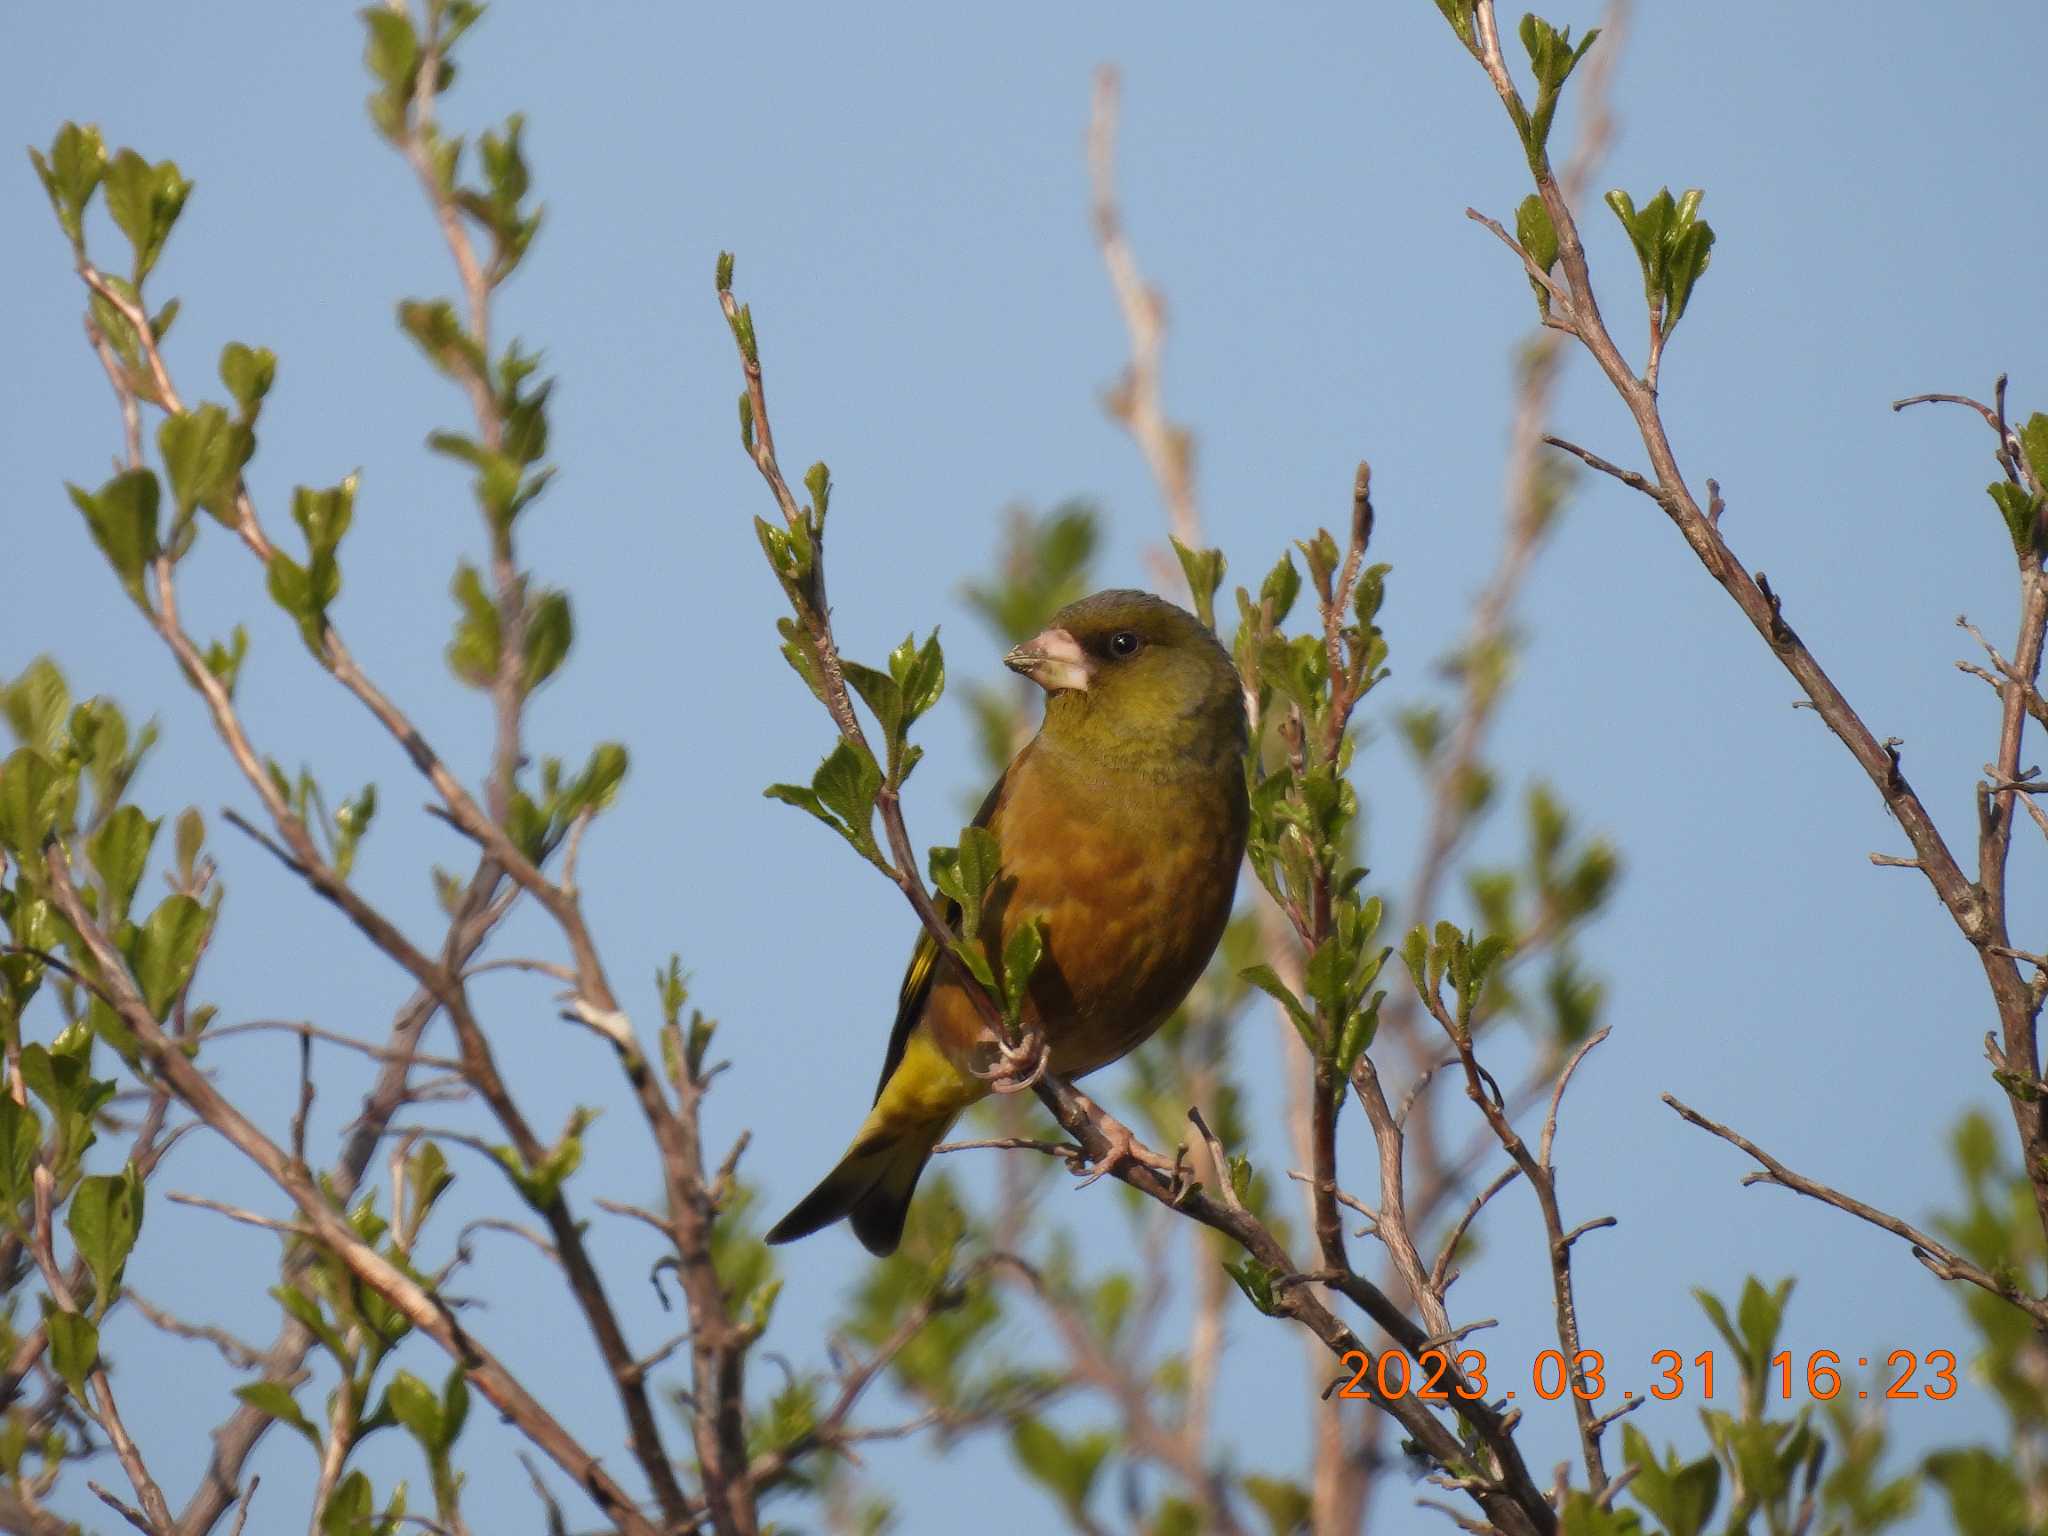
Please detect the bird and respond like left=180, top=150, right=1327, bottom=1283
left=765, top=588, right=1250, bottom=1256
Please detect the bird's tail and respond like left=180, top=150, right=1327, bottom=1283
left=764, top=1113, right=952, bottom=1257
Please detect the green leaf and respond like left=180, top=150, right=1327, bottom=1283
left=291, top=477, right=354, bottom=567
left=19, top=1039, right=114, bottom=1173
left=85, top=995, right=142, bottom=1071
left=130, top=892, right=208, bottom=1019
left=1517, top=18, right=1600, bottom=165
left=1620, top=1423, right=1719, bottom=1536
left=888, top=629, right=946, bottom=725
left=2019, top=413, right=2048, bottom=495
left=270, top=1284, right=346, bottom=1362
left=1663, top=214, right=1716, bottom=329
left=1222, top=1255, right=1282, bottom=1316
left=67, top=470, right=160, bottom=606
left=491, top=1109, right=592, bottom=1210
left=1734, top=1274, right=1790, bottom=1370
left=1009, top=1418, right=1111, bottom=1517
left=1399, top=924, right=1430, bottom=990
left=1520, top=15, right=1599, bottom=90
left=261, top=478, right=354, bottom=651
left=1353, top=561, right=1391, bottom=631
left=1924, top=1447, right=2028, bottom=1536
left=445, top=563, right=500, bottom=687
left=0, top=1098, right=44, bottom=1226
left=158, top=404, right=246, bottom=527
left=202, top=628, right=249, bottom=698
left=397, top=298, right=484, bottom=381
left=955, top=828, right=1003, bottom=941
left=505, top=789, right=548, bottom=863
left=384, top=1369, right=443, bottom=1451
left=1988, top=481, right=2043, bottom=558
left=0, top=749, right=66, bottom=854
left=809, top=739, right=886, bottom=866
left=426, top=430, right=486, bottom=470
left=1304, top=936, right=1351, bottom=1027
left=802, top=460, right=831, bottom=526
left=318, top=1472, right=378, bottom=1536
left=1430, top=920, right=1461, bottom=996
left=948, top=939, right=997, bottom=991
left=1000, top=918, right=1044, bottom=1024
left=1, top=657, right=71, bottom=756
left=1559, top=1490, right=1645, bottom=1536
left=405, top=1141, right=455, bottom=1232
left=1431, top=0, right=1476, bottom=49
left=88, top=805, right=158, bottom=926
left=1606, top=186, right=1714, bottom=335
left=439, top=1366, right=470, bottom=1447
left=235, top=1379, right=320, bottom=1445
left=1467, top=931, right=1512, bottom=995
left=730, top=302, right=758, bottom=366
left=361, top=7, right=420, bottom=90
left=843, top=660, right=904, bottom=746
left=1515, top=193, right=1560, bottom=318
left=1296, top=528, right=1339, bottom=600
left=219, top=341, right=276, bottom=416
left=1605, top=189, right=1649, bottom=283
left=1242, top=963, right=1315, bottom=1050
left=102, top=148, right=191, bottom=281
left=67, top=1165, right=144, bottom=1315
left=566, top=742, right=629, bottom=816
left=522, top=589, right=572, bottom=692
left=43, top=1305, right=97, bottom=1404
left=28, top=122, right=107, bottom=248
left=1257, top=553, right=1301, bottom=625
left=1335, top=997, right=1381, bottom=1077
left=1170, top=538, right=1226, bottom=630
left=265, top=553, right=311, bottom=626
left=150, top=296, right=182, bottom=345
left=332, top=783, right=378, bottom=880
left=956, top=825, right=999, bottom=908
left=930, top=824, right=1000, bottom=939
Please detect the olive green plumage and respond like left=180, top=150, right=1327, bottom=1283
left=767, top=590, right=1249, bottom=1254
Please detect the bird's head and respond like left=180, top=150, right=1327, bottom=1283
left=1004, top=589, right=1246, bottom=766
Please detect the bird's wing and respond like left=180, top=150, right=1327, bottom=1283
left=872, top=762, right=1015, bottom=1102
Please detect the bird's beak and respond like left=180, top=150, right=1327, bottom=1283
left=1003, top=626, right=1092, bottom=694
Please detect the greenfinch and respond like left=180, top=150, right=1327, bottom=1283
left=766, top=589, right=1249, bottom=1255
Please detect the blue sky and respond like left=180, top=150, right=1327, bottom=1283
left=4, top=2, right=2045, bottom=1531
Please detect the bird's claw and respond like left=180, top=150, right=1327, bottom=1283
left=1071, top=1121, right=1184, bottom=1192
left=972, top=1027, right=1050, bottom=1095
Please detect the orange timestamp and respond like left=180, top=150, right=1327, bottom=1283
left=1333, top=1348, right=1960, bottom=1404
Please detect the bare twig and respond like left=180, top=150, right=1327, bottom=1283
left=1088, top=67, right=1200, bottom=563
left=1541, top=435, right=1657, bottom=499
left=1431, top=1166, right=1522, bottom=1294
left=225, top=1479, right=259, bottom=1536
left=1664, top=1093, right=2048, bottom=1324
left=1418, top=984, right=1613, bottom=1493
left=87, top=1482, right=157, bottom=1536
left=126, top=1293, right=273, bottom=1373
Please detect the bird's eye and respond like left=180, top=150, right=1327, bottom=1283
left=1108, top=630, right=1143, bottom=658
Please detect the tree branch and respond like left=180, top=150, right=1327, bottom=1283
left=1663, top=1092, right=2048, bottom=1325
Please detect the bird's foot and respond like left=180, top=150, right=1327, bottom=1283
left=971, top=1025, right=1050, bottom=1095
left=1069, top=1110, right=1185, bottom=1192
